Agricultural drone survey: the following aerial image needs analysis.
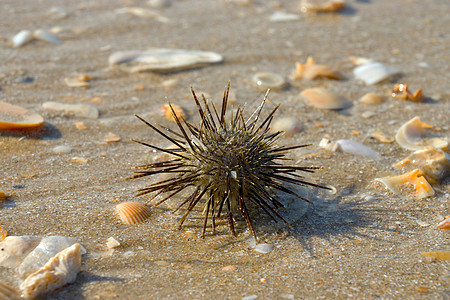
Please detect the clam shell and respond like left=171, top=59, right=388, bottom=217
left=300, top=87, right=352, bottom=110
left=11, top=30, right=33, bottom=48
left=108, top=48, right=223, bottom=73
left=20, top=243, right=81, bottom=299
left=252, top=72, right=286, bottom=90
left=395, top=116, right=448, bottom=151
left=115, top=202, right=151, bottom=225
left=374, top=169, right=435, bottom=199
left=353, top=61, right=400, bottom=85
left=359, top=93, right=385, bottom=105
left=0, top=101, right=44, bottom=130
left=33, top=29, right=61, bottom=44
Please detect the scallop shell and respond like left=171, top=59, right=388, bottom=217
left=20, top=243, right=81, bottom=300
left=115, top=202, right=151, bottom=225
left=353, top=61, right=400, bottom=85
left=0, top=101, right=44, bottom=130
left=109, top=48, right=223, bottom=73
left=294, top=57, right=344, bottom=80
left=393, top=147, right=449, bottom=184
left=395, top=116, right=448, bottom=151
left=299, top=87, right=352, bottom=110
left=10, top=30, right=33, bottom=48
left=374, top=169, right=435, bottom=199
left=252, top=72, right=286, bottom=90
left=359, top=93, right=385, bottom=105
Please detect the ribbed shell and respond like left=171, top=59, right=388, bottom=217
left=115, top=202, right=151, bottom=225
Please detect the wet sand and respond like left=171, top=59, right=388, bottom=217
left=0, top=0, right=449, bottom=299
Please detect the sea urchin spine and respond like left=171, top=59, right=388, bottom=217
left=129, top=83, right=327, bottom=239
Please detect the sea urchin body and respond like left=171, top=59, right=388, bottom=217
left=129, top=83, right=327, bottom=239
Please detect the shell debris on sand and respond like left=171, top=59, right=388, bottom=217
left=294, top=57, right=344, bottom=80
left=353, top=61, right=400, bottom=85
left=359, top=93, right=385, bottom=105
left=299, top=88, right=352, bottom=110
left=115, top=202, right=151, bottom=225
left=390, top=83, right=424, bottom=102
left=299, top=0, right=346, bottom=13
left=64, top=74, right=92, bottom=88
left=42, top=102, right=99, bottom=119
left=106, top=237, right=121, bottom=249
left=319, top=138, right=380, bottom=158
left=436, top=217, right=450, bottom=230
left=374, top=169, right=435, bottom=199
left=20, top=243, right=82, bottom=300
left=0, top=101, right=44, bottom=130
left=395, top=116, right=448, bottom=151
left=10, top=29, right=61, bottom=48
left=115, top=7, right=169, bottom=23
left=108, top=48, right=223, bottom=73
left=0, top=236, right=41, bottom=268
left=161, top=104, right=186, bottom=122
left=104, top=132, right=121, bottom=143
left=252, top=72, right=286, bottom=90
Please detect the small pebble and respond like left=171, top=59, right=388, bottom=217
left=254, top=243, right=274, bottom=254
left=106, top=237, right=120, bottom=249
left=252, top=72, right=286, bottom=90
left=104, top=132, right=121, bottom=143
left=52, top=145, right=73, bottom=154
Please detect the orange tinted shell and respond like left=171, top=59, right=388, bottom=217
left=0, top=101, right=44, bottom=130
left=115, top=202, right=151, bottom=225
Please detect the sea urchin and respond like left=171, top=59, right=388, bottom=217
left=129, top=83, right=327, bottom=239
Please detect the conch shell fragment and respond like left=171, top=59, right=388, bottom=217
left=374, top=169, right=435, bottom=199
left=395, top=116, right=448, bottom=151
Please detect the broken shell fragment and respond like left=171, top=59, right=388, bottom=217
left=335, top=139, right=380, bottom=158
left=115, top=202, right=151, bottom=225
left=42, top=102, right=99, bottom=119
left=299, top=0, right=345, bottom=13
left=368, top=129, right=394, bottom=143
left=10, top=30, right=34, bottom=48
left=0, top=101, right=44, bottom=130
left=271, top=117, right=302, bottom=135
left=374, top=169, right=435, bottom=199
left=359, top=93, right=385, bottom=105
left=391, top=83, right=424, bottom=102
left=104, top=132, right=121, bottom=143
left=161, top=104, right=186, bottom=121
left=393, top=147, right=450, bottom=184
left=294, top=57, right=344, bottom=80
left=0, top=236, right=41, bottom=268
left=353, top=61, right=400, bottom=85
left=115, top=7, right=169, bottom=23
left=252, top=72, right=286, bottom=90
left=33, top=29, right=61, bottom=44
left=64, top=74, right=92, bottom=88
left=436, top=217, right=450, bottom=230
left=109, top=48, right=223, bottom=73
left=20, top=243, right=82, bottom=299
left=300, top=87, right=352, bottom=110
left=395, top=116, right=448, bottom=151
left=106, top=237, right=120, bottom=249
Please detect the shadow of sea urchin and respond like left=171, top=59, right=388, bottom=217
left=129, top=83, right=328, bottom=240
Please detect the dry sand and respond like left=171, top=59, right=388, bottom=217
left=0, top=0, right=449, bottom=299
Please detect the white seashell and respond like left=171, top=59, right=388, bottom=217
left=300, top=88, right=352, bottom=110
left=269, top=11, right=300, bottom=22
left=33, top=29, right=61, bottom=44
left=374, top=169, right=435, bottom=199
left=395, top=116, right=448, bottom=151
left=271, top=117, right=302, bottom=135
left=106, top=237, right=120, bottom=249
left=0, top=236, right=40, bottom=268
left=52, top=145, right=73, bottom=154
left=42, top=101, right=99, bottom=119
left=11, top=30, right=33, bottom=48
left=252, top=72, right=286, bottom=90
left=115, top=202, right=151, bottom=225
left=335, top=139, right=380, bottom=158
left=20, top=243, right=81, bottom=299
left=254, top=243, right=274, bottom=254
left=353, top=62, right=400, bottom=85
left=0, top=101, right=44, bottom=130
left=108, top=49, right=223, bottom=73
left=18, top=236, right=81, bottom=278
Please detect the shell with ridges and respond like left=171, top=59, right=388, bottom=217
left=115, top=202, right=151, bottom=225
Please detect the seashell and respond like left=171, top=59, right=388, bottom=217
left=0, top=282, right=19, bottom=299
left=108, top=48, right=223, bottom=73
left=254, top=243, right=274, bottom=254
left=106, top=237, right=120, bottom=249
left=0, top=236, right=41, bottom=268
left=436, top=217, right=450, bottom=230
left=421, top=251, right=450, bottom=261
left=161, top=104, right=186, bottom=121
left=368, top=129, right=394, bottom=143
left=115, top=7, right=169, bottom=23
left=349, top=56, right=373, bottom=66
left=390, top=83, right=424, bottom=102
left=271, top=117, right=302, bottom=135
left=299, top=0, right=346, bottom=13
left=359, top=93, right=385, bottom=105
left=115, top=202, right=151, bottom=225
left=374, top=169, right=435, bottom=199
left=299, top=87, right=352, bottom=110
left=269, top=11, right=300, bottom=22
left=75, top=121, right=87, bottom=130
left=42, top=101, right=99, bottom=119
left=294, top=57, right=344, bottom=80
left=10, top=30, right=33, bottom=48
left=52, top=145, right=73, bottom=154
left=18, top=236, right=80, bottom=278
left=64, top=75, right=91, bottom=88
left=104, top=132, right=121, bottom=143
left=252, top=72, right=286, bottom=90
left=395, top=116, right=448, bottom=151
left=393, top=147, right=450, bottom=184
left=0, top=101, right=44, bottom=130
left=33, top=29, right=61, bottom=44
left=353, top=61, right=400, bottom=85
left=335, top=139, right=380, bottom=158
left=222, top=265, right=237, bottom=271
left=20, top=243, right=82, bottom=299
